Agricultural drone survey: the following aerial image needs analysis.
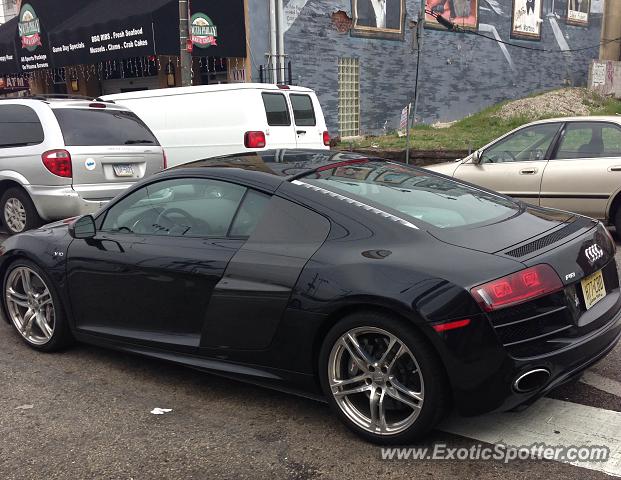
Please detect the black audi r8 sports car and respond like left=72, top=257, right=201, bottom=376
left=1, top=150, right=620, bottom=444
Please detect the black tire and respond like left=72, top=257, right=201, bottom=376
left=614, top=209, right=621, bottom=242
left=2, top=259, right=73, bottom=352
left=319, top=311, right=450, bottom=444
left=0, top=187, right=42, bottom=236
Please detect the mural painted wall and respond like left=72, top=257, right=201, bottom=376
left=249, top=0, right=603, bottom=137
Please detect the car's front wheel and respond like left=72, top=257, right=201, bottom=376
left=3, top=260, right=71, bottom=351
left=319, top=312, right=449, bottom=444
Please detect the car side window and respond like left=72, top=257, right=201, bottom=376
left=101, top=178, right=248, bottom=238
left=0, top=105, right=44, bottom=148
left=290, top=94, right=317, bottom=127
left=229, top=189, right=271, bottom=237
left=554, top=122, right=621, bottom=159
left=480, top=123, right=560, bottom=164
left=262, top=93, right=291, bottom=126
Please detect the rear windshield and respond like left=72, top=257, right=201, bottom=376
left=53, top=108, right=159, bottom=146
left=300, top=161, right=519, bottom=229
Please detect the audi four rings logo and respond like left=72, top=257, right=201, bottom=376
left=585, top=244, right=604, bottom=264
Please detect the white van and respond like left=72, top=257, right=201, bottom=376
left=101, top=83, right=330, bottom=167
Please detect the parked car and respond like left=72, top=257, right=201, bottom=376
left=426, top=117, right=621, bottom=232
left=101, top=84, right=330, bottom=167
left=0, top=96, right=165, bottom=235
left=1, top=150, right=619, bottom=444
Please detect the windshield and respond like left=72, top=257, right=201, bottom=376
left=53, top=108, right=159, bottom=147
left=298, top=161, right=519, bottom=229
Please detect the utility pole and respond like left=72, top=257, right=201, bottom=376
left=405, top=0, right=425, bottom=165
left=179, top=0, right=193, bottom=86
left=600, top=0, right=621, bottom=61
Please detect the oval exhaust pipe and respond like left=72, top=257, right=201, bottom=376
left=513, top=368, right=550, bottom=393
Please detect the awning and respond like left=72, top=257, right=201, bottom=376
left=48, top=0, right=179, bottom=67
left=14, top=0, right=89, bottom=72
left=0, top=18, right=19, bottom=75
left=189, top=0, right=247, bottom=58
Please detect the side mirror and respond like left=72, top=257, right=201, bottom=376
left=69, top=215, right=96, bottom=239
left=471, top=150, right=483, bottom=165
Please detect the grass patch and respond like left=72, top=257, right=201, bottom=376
left=341, top=91, right=621, bottom=151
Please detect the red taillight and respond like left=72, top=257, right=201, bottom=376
left=88, top=103, right=107, bottom=109
left=42, top=149, right=72, bottom=178
left=162, top=149, right=168, bottom=169
left=432, top=319, right=471, bottom=333
left=244, top=131, right=266, bottom=148
left=602, top=223, right=616, bottom=254
left=470, top=264, right=563, bottom=312
left=323, top=130, right=331, bottom=146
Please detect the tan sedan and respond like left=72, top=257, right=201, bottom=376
left=426, top=117, right=621, bottom=230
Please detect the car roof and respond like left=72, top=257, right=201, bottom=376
left=101, top=83, right=314, bottom=101
left=0, top=96, right=130, bottom=111
left=167, top=149, right=387, bottom=178
left=526, top=116, right=621, bottom=126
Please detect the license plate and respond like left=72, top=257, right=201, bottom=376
left=581, top=269, right=606, bottom=310
left=113, top=164, right=134, bottom=177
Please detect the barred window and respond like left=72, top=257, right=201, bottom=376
left=338, top=58, right=360, bottom=138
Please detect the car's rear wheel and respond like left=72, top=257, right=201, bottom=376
left=319, top=312, right=449, bottom=444
left=1, top=188, right=42, bottom=235
left=3, top=260, right=71, bottom=351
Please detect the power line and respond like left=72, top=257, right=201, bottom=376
left=427, top=10, right=618, bottom=53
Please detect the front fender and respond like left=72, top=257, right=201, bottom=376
left=0, top=227, right=72, bottom=323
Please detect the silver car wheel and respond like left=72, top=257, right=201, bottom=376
left=328, top=327, right=425, bottom=436
left=5, top=267, right=55, bottom=346
left=4, top=197, right=27, bottom=233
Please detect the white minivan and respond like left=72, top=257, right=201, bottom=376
left=101, top=83, right=330, bottom=167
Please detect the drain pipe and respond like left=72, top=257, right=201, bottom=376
left=276, top=0, right=286, bottom=84
left=269, top=0, right=278, bottom=83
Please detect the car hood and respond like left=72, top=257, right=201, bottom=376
left=423, top=160, right=463, bottom=177
left=429, top=205, right=585, bottom=255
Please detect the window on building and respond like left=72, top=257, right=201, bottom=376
left=338, top=58, right=360, bottom=138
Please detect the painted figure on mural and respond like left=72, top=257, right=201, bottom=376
left=425, top=0, right=477, bottom=30
left=511, top=0, right=542, bottom=39
left=428, top=0, right=472, bottom=19
left=355, top=0, right=402, bottom=29
left=569, top=0, right=589, bottom=13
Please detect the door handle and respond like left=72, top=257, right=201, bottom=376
left=519, top=168, right=538, bottom=175
left=296, top=130, right=307, bottom=135
left=609, top=166, right=621, bottom=172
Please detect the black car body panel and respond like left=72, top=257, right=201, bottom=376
left=1, top=150, right=619, bottom=417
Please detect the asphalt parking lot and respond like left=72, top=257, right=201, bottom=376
left=0, top=232, right=620, bottom=479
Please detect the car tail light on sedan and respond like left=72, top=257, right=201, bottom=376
left=162, top=149, right=168, bottom=170
left=470, top=264, right=563, bottom=312
left=42, top=149, right=72, bottom=178
left=323, top=131, right=331, bottom=146
left=601, top=223, right=616, bottom=254
left=244, top=131, right=266, bottom=149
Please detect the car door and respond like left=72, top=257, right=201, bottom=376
left=289, top=93, right=322, bottom=148
left=453, top=122, right=562, bottom=205
left=540, top=121, right=621, bottom=220
left=66, top=176, right=267, bottom=352
left=261, top=92, right=297, bottom=149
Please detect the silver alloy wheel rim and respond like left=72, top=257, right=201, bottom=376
left=328, top=326, right=425, bottom=436
left=5, top=267, right=55, bottom=346
left=4, top=197, right=27, bottom=233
